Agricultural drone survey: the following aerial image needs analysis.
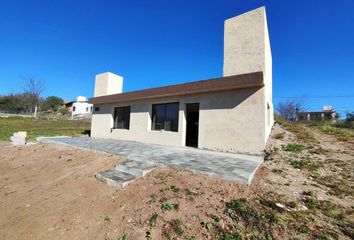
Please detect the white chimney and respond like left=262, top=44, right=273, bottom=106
left=323, top=105, right=332, bottom=111
left=94, top=72, right=123, bottom=97
left=76, top=96, right=87, bottom=102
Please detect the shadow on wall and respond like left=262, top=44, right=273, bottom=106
left=91, top=87, right=262, bottom=114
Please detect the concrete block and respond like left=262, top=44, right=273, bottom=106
left=11, top=131, right=27, bottom=145
left=95, top=170, right=135, bottom=189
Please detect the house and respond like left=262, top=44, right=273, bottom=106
left=298, top=106, right=337, bottom=122
left=89, top=7, right=274, bottom=155
left=66, top=96, right=93, bottom=117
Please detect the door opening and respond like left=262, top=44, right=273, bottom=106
left=186, top=103, right=199, bottom=148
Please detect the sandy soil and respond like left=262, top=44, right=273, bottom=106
left=0, top=123, right=353, bottom=240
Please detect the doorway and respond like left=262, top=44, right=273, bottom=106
left=185, top=103, right=199, bottom=148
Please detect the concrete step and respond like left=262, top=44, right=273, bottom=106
left=115, top=159, right=158, bottom=177
left=95, top=170, right=136, bottom=189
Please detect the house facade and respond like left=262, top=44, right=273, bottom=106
left=89, top=7, right=273, bottom=155
left=70, top=96, right=93, bottom=117
left=298, top=106, right=337, bottom=122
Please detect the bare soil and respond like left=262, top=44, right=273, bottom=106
left=0, top=123, right=353, bottom=240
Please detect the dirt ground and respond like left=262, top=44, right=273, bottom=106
left=0, top=123, right=353, bottom=240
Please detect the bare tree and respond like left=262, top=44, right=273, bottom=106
left=22, top=75, right=45, bottom=114
left=276, top=99, right=303, bottom=121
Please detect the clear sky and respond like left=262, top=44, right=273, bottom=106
left=0, top=0, right=353, bottom=116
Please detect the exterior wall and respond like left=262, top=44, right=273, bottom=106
left=223, top=6, right=273, bottom=145
left=91, top=87, right=266, bottom=155
left=72, top=102, right=93, bottom=115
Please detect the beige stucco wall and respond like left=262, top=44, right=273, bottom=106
left=91, top=87, right=266, bottom=155
left=223, top=6, right=273, bottom=145
left=94, top=72, right=123, bottom=97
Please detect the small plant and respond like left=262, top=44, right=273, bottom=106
left=121, top=235, right=129, bottom=240
left=201, top=221, right=212, bottom=231
left=289, top=156, right=319, bottom=171
left=228, top=198, right=248, bottom=211
left=283, top=143, right=305, bottom=152
left=210, top=214, right=221, bottom=222
left=145, top=229, right=153, bottom=240
left=172, top=219, right=184, bottom=235
left=171, top=185, right=180, bottom=193
left=274, top=133, right=284, bottom=140
left=150, top=213, right=158, bottom=227
left=304, top=197, right=319, bottom=209
left=161, top=202, right=179, bottom=211
left=149, top=193, right=157, bottom=203
left=271, top=214, right=287, bottom=225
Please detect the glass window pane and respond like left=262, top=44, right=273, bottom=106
left=113, top=106, right=130, bottom=129
left=152, top=102, right=179, bottom=132
left=152, top=104, right=165, bottom=130
left=165, top=103, right=179, bottom=132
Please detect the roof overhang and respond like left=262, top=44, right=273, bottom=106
left=89, top=71, right=264, bottom=105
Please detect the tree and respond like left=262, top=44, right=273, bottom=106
left=41, top=96, right=64, bottom=111
left=276, top=99, right=303, bottom=121
left=22, top=75, right=45, bottom=114
left=0, top=93, right=31, bottom=114
left=346, top=111, right=354, bottom=122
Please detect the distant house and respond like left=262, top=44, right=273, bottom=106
left=298, top=106, right=337, bottom=122
left=88, top=7, right=274, bottom=155
left=64, top=96, right=93, bottom=118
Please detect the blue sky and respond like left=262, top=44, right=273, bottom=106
left=0, top=0, right=353, bottom=116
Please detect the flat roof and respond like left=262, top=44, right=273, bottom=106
left=90, top=71, right=263, bottom=105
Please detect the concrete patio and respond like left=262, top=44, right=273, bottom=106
left=40, top=136, right=263, bottom=188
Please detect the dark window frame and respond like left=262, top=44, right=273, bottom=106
left=151, top=102, right=179, bottom=132
left=113, top=106, right=131, bottom=130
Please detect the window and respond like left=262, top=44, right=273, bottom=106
left=73, top=106, right=76, bottom=112
left=86, top=107, right=89, bottom=112
left=94, top=107, right=100, bottom=112
left=113, top=106, right=131, bottom=129
left=152, top=102, right=179, bottom=132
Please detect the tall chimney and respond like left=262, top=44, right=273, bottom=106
left=223, top=6, right=271, bottom=77
left=94, top=72, right=123, bottom=97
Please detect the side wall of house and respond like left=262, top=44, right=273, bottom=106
left=223, top=6, right=273, bottom=147
left=91, top=87, right=265, bottom=155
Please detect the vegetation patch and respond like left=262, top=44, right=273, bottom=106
left=315, top=175, right=354, bottom=198
left=149, top=213, right=158, bottom=227
left=274, top=133, right=284, bottom=140
left=289, top=156, right=319, bottom=171
left=0, top=117, right=90, bottom=141
left=161, top=202, right=179, bottom=211
left=283, top=143, right=305, bottom=152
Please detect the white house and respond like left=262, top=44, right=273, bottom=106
left=71, top=96, right=93, bottom=117
left=89, top=7, right=274, bottom=155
